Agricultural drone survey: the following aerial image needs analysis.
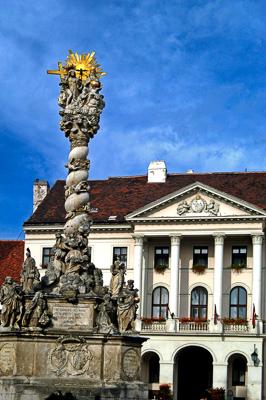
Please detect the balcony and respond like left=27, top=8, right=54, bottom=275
left=139, top=318, right=258, bottom=335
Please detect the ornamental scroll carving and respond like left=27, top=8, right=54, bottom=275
left=177, top=195, right=220, bottom=216
left=49, top=336, right=94, bottom=377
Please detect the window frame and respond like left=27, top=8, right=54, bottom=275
left=42, top=247, right=53, bottom=268
left=154, top=246, right=170, bottom=269
left=113, top=247, right=128, bottom=266
left=190, top=286, right=208, bottom=321
left=231, top=246, right=247, bottom=268
left=151, top=286, right=169, bottom=319
left=193, top=246, right=208, bottom=268
left=232, top=356, right=246, bottom=386
left=229, top=286, right=247, bottom=320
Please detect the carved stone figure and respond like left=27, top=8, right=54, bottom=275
left=22, top=291, right=50, bottom=328
left=207, top=199, right=220, bottom=216
left=95, top=293, right=117, bottom=334
left=0, top=277, right=23, bottom=328
left=109, top=259, right=126, bottom=299
left=177, top=200, right=190, bottom=215
left=117, top=280, right=139, bottom=332
left=21, top=248, right=40, bottom=292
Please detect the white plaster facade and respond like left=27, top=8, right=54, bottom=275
left=24, top=180, right=266, bottom=400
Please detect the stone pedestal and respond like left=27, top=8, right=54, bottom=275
left=0, top=297, right=148, bottom=400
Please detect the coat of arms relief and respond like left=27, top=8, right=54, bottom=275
left=177, top=194, right=220, bottom=216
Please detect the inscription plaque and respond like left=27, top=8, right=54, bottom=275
left=122, top=348, right=140, bottom=380
left=0, top=343, right=15, bottom=376
left=52, top=306, right=92, bottom=329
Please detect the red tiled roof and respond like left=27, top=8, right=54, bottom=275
left=24, top=172, right=266, bottom=225
left=0, top=241, right=24, bottom=285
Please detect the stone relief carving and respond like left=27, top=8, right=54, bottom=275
left=177, top=195, right=220, bottom=216
left=0, top=343, right=16, bottom=375
left=49, top=336, right=93, bottom=377
left=122, top=348, right=140, bottom=381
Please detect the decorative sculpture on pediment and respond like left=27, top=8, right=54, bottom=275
left=177, top=195, right=220, bottom=216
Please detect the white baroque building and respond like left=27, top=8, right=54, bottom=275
left=24, top=163, right=266, bottom=400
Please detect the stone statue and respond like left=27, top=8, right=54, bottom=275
left=21, top=248, right=40, bottom=292
left=0, top=277, right=23, bottom=328
left=177, top=200, right=190, bottom=215
left=95, top=293, right=117, bottom=334
left=117, top=280, right=139, bottom=332
left=22, top=291, right=50, bottom=328
left=109, top=259, right=126, bottom=299
left=206, top=199, right=220, bottom=216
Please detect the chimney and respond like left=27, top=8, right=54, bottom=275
left=33, top=179, right=50, bottom=211
left=148, top=161, right=167, bottom=183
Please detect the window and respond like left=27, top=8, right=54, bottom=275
left=232, top=246, right=247, bottom=268
left=42, top=247, right=53, bottom=268
left=191, top=286, right=208, bottom=320
left=232, top=356, right=246, bottom=386
left=193, top=246, right=208, bottom=267
left=113, top=247, right=127, bottom=266
left=87, top=247, right=92, bottom=263
left=152, top=286, right=169, bottom=319
left=230, top=287, right=247, bottom=319
left=154, top=247, right=169, bottom=269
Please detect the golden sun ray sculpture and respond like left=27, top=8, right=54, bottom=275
left=47, top=50, right=106, bottom=82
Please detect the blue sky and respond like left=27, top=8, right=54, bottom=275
left=1, top=0, right=266, bottom=238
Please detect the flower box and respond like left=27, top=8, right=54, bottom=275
left=230, top=264, right=246, bottom=273
left=141, top=317, right=166, bottom=324
left=154, top=264, right=168, bottom=273
left=192, top=264, right=207, bottom=274
left=222, top=318, right=247, bottom=325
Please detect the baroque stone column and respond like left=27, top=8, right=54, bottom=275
left=169, top=234, right=181, bottom=317
left=213, top=233, right=225, bottom=319
left=133, top=235, right=144, bottom=316
left=252, top=234, right=264, bottom=318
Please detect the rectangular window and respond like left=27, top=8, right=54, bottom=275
left=154, top=247, right=169, bottom=269
left=193, top=246, right=208, bottom=267
left=113, top=247, right=127, bottom=266
left=42, top=247, right=53, bottom=268
left=87, top=246, right=92, bottom=263
left=232, top=246, right=247, bottom=267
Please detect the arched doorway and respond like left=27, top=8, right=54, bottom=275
left=227, top=353, right=247, bottom=398
left=141, top=351, right=160, bottom=399
left=174, top=346, right=213, bottom=400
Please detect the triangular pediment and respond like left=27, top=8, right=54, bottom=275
left=126, top=182, right=266, bottom=220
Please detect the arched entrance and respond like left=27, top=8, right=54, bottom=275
left=141, top=351, right=160, bottom=399
left=174, top=346, right=213, bottom=400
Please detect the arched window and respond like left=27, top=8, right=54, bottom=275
left=191, top=286, right=208, bottom=320
left=230, top=287, right=247, bottom=319
left=152, top=287, right=169, bottom=318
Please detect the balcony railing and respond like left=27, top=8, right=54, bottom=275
left=141, top=321, right=167, bottom=332
left=139, top=318, right=258, bottom=334
left=179, top=320, right=209, bottom=331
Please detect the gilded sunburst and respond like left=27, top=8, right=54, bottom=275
left=47, top=50, right=106, bottom=82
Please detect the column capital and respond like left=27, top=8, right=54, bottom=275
left=213, top=233, right=225, bottom=245
left=132, top=234, right=144, bottom=245
left=169, top=233, right=182, bottom=245
left=252, top=233, right=264, bottom=245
